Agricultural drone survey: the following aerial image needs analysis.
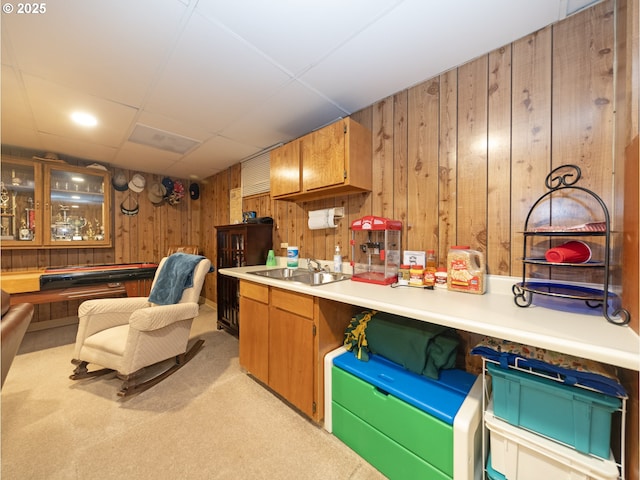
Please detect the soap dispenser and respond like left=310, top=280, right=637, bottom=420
left=334, top=245, right=342, bottom=273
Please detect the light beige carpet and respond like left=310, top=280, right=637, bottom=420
left=1, top=305, right=386, bottom=480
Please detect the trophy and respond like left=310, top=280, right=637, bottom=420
left=71, top=217, right=87, bottom=241
left=0, top=183, right=9, bottom=214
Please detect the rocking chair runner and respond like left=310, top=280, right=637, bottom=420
left=70, top=254, right=211, bottom=397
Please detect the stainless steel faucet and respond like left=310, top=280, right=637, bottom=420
left=307, top=258, right=322, bottom=272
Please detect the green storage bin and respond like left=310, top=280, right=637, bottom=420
left=332, top=366, right=453, bottom=476
left=332, top=402, right=450, bottom=480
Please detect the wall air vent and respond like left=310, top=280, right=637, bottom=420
left=128, top=124, right=200, bottom=154
left=241, top=143, right=282, bottom=197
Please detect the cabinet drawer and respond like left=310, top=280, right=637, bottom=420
left=333, top=403, right=450, bottom=480
left=271, top=288, right=314, bottom=318
left=240, top=281, right=269, bottom=304
left=332, top=366, right=453, bottom=476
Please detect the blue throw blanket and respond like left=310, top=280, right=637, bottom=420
left=148, top=253, right=206, bottom=305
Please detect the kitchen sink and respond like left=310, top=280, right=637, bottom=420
left=249, top=268, right=351, bottom=286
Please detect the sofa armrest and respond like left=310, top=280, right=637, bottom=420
left=1, top=302, right=34, bottom=386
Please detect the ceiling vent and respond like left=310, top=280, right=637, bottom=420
left=128, top=124, right=200, bottom=154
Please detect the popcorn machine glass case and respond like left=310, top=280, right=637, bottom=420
left=350, top=216, right=402, bottom=285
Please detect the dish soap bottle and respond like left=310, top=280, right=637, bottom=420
left=334, top=245, right=342, bottom=273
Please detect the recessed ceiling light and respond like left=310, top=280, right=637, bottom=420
left=71, top=111, right=98, bottom=127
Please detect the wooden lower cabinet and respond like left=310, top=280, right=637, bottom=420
left=269, top=301, right=315, bottom=418
left=238, top=281, right=269, bottom=384
left=238, top=279, right=354, bottom=423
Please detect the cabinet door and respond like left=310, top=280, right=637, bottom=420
left=269, top=305, right=315, bottom=418
left=217, top=227, right=246, bottom=268
left=270, top=140, right=301, bottom=197
left=217, top=274, right=239, bottom=335
left=45, top=164, right=111, bottom=247
left=239, top=282, right=270, bottom=384
left=0, top=158, right=43, bottom=247
left=302, top=119, right=346, bottom=192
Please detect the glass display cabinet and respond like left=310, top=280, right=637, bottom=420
left=45, top=164, right=110, bottom=246
left=1, top=158, right=42, bottom=246
left=1, top=157, right=112, bottom=248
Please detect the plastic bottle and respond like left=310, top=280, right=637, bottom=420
left=424, top=249, right=437, bottom=287
left=409, top=265, right=424, bottom=286
left=398, top=264, right=412, bottom=285
left=333, top=245, right=342, bottom=273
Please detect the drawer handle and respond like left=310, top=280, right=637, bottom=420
left=374, top=386, right=390, bottom=396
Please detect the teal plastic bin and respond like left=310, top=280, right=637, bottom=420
left=488, top=363, right=620, bottom=459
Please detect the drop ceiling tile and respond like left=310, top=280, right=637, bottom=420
left=2, top=0, right=188, bottom=107
left=302, top=0, right=564, bottom=111
left=195, top=0, right=401, bottom=75
left=1, top=65, right=36, bottom=135
left=1, top=28, right=15, bottom=67
left=1, top=126, right=43, bottom=151
left=23, top=74, right=138, bottom=148
left=221, top=80, right=347, bottom=148
left=135, top=111, right=214, bottom=143
left=111, top=142, right=181, bottom=175
left=175, top=135, right=260, bottom=180
left=144, top=10, right=292, bottom=133
left=38, top=132, right=117, bottom=163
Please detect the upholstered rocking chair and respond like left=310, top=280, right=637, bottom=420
left=70, top=253, right=211, bottom=397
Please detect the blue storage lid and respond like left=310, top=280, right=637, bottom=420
left=334, top=352, right=476, bottom=425
left=487, top=363, right=621, bottom=409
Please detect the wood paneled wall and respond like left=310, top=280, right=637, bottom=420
left=234, top=2, right=619, bottom=277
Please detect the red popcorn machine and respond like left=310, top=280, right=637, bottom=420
left=350, top=216, right=402, bottom=285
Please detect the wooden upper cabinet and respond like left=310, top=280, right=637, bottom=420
left=302, top=121, right=345, bottom=191
left=270, top=139, right=301, bottom=197
left=270, top=117, right=372, bottom=201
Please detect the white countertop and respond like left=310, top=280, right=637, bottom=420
left=220, top=266, right=640, bottom=371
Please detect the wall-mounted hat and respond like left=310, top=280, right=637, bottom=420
left=189, top=182, right=200, bottom=200
left=112, top=172, right=128, bottom=191
left=120, top=194, right=139, bottom=216
left=129, top=173, right=146, bottom=193
left=161, top=177, right=174, bottom=196
left=86, top=162, right=108, bottom=171
left=148, top=182, right=166, bottom=205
